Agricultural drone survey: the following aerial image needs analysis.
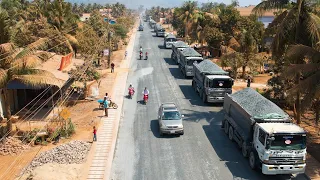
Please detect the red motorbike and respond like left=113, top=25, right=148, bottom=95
left=143, top=94, right=148, bottom=104
left=128, top=88, right=135, bottom=99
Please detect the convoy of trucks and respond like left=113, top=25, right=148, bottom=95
left=178, top=47, right=203, bottom=78
left=192, top=60, right=233, bottom=103
left=145, top=17, right=308, bottom=176
left=171, top=41, right=189, bottom=64
left=164, top=34, right=177, bottom=49
left=155, top=24, right=165, bottom=37
left=222, top=88, right=307, bottom=175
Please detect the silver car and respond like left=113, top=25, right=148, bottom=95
left=158, top=103, right=184, bottom=136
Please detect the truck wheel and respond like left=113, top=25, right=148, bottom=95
left=242, top=142, right=248, bottom=158
left=202, top=94, right=207, bottom=103
left=224, top=121, right=229, bottom=134
left=249, top=151, right=259, bottom=170
left=228, top=126, right=234, bottom=141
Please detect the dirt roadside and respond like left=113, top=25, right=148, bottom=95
left=0, top=21, right=137, bottom=180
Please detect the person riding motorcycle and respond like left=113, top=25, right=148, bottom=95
left=140, top=46, right=142, bottom=53
left=128, top=83, right=135, bottom=95
left=145, top=52, right=148, bottom=59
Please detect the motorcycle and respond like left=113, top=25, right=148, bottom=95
left=145, top=55, right=148, bottom=60
left=143, top=94, right=148, bottom=104
left=139, top=52, right=142, bottom=60
left=97, top=99, right=118, bottom=109
left=128, top=88, right=135, bottom=99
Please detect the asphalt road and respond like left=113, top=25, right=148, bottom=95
left=110, top=22, right=309, bottom=180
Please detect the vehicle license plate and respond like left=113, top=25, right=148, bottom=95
left=170, top=130, right=175, bottom=134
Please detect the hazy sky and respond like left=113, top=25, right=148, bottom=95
left=68, top=0, right=261, bottom=8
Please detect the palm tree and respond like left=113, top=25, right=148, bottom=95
left=283, top=44, right=320, bottom=124
left=0, top=39, right=65, bottom=133
left=252, top=0, right=320, bottom=124
left=0, top=8, right=10, bottom=44
left=178, top=1, right=198, bottom=39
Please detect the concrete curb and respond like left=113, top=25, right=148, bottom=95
left=103, top=20, right=139, bottom=180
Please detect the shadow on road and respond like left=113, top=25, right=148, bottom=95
left=150, top=120, right=180, bottom=138
left=179, top=85, right=223, bottom=107
left=163, top=58, right=177, bottom=66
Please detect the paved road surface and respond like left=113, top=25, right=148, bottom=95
left=110, top=23, right=308, bottom=180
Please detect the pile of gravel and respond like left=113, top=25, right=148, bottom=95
left=180, top=47, right=201, bottom=57
left=24, top=140, right=90, bottom=173
left=195, top=60, right=229, bottom=75
left=228, top=88, right=289, bottom=119
left=0, top=137, right=30, bottom=156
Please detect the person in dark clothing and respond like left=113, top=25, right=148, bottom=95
left=111, top=62, right=115, bottom=73
left=247, top=77, right=252, bottom=87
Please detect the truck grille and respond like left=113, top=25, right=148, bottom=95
left=269, top=156, right=303, bottom=164
left=167, top=126, right=178, bottom=129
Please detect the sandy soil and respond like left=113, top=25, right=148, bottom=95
left=18, top=163, right=83, bottom=180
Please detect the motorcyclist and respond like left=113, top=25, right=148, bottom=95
left=142, top=87, right=149, bottom=95
left=128, top=83, right=135, bottom=94
left=140, top=46, right=142, bottom=53
left=145, top=52, right=148, bottom=58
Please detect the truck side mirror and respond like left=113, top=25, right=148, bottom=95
left=268, top=137, right=275, bottom=141
left=181, top=115, right=185, bottom=118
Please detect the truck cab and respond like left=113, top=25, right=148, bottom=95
left=200, top=75, right=233, bottom=103
left=178, top=48, right=203, bottom=78
left=251, top=123, right=307, bottom=175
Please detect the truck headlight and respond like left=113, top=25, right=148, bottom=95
left=160, top=122, right=167, bottom=128
left=178, top=124, right=183, bottom=128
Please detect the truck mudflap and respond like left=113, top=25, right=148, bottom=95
left=261, top=163, right=306, bottom=175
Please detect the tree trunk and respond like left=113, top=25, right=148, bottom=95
left=242, top=66, right=246, bottom=78
left=315, top=100, right=320, bottom=126
left=3, top=89, right=12, bottom=134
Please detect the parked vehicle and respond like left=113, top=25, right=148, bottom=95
left=164, top=34, right=177, bottom=49
left=171, top=41, right=189, bottom=64
left=97, top=99, right=118, bottom=109
left=192, top=60, right=233, bottom=103
left=155, top=24, right=165, bottom=37
left=222, top=88, right=307, bottom=175
left=158, top=103, right=184, bottom=136
left=178, top=47, right=203, bottom=78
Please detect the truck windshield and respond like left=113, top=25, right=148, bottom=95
left=187, top=59, right=203, bottom=66
left=165, top=38, right=176, bottom=42
left=269, top=135, right=306, bottom=150
left=210, top=79, right=233, bottom=88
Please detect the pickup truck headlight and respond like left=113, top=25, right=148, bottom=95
left=178, top=124, right=183, bottom=129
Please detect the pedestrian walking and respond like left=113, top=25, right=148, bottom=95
left=93, top=126, right=97, bottom=141
left=111, top=62, right=115, bottom=73
left=247, top=77, right=252, bottom=87
left=103, top=97, right=109, bottom=117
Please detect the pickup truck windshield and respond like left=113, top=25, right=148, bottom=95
left=162, top=111, right=181, bottom=120
left=187, top=59, right=203, bottom=66
left=269, top=135, right=306, bottom=150
left=210, top=79, right=233, bottom=88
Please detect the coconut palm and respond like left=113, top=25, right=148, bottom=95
left=0, top=8, right=10, bottom=44
left=282, top=44, right=320, bottom=124
left=178, top=1, right=198, bottom=39
left=252, top=0, right=320, bottom=124
left=0, top=39, right=65, bottom=133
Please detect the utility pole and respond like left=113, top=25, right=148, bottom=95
left=108, top=31, right=112, bottom=67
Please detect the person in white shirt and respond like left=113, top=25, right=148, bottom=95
left=142, top=87, right=149, bottom=95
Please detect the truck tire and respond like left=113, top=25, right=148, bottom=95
left=249, top=151, right=259, bottom=170
left=224, top=121, right=229, bottom=134
left=192, top=80, right=196, bottom=91
left=242, top=142, right=248, bottom=158
left=228, top=126, right=234, bottom=141
left=202, top=93, right=207, bottom=103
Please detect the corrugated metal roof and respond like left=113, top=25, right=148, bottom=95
left=172, top=41, right=188, bottom=48
left=195, top=59, right=229, bottom=75
left=180, top=47, right=201, bottom=57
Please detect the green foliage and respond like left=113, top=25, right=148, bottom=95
left=221, top=52, right=243, bottom=79
left=219, top=5, right=241, bottom=38
left=0, top=7, right=10, bottom=44
left=112, top=24, right=128, bottom=40
left=203, top=26, right=224, bottom=48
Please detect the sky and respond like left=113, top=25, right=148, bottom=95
left=68, top=0, right=261, bottom=9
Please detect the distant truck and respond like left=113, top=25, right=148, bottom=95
left=192, top=60, right=233, bottom=103
left=155, top=24, right=165, bottom=37
left=149, top=19, right=156, bottom=28
left=171, top=41, right=189, bottom=64
left=178, top=48, right=203, bottom=78
left=164, top=34, right=177, bottom=49
left=222, top=88, right=307, bottom=175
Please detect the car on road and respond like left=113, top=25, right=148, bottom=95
left=138, top=24, right=144, bottom=31
left=158, top=103, right=184, bottom=136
